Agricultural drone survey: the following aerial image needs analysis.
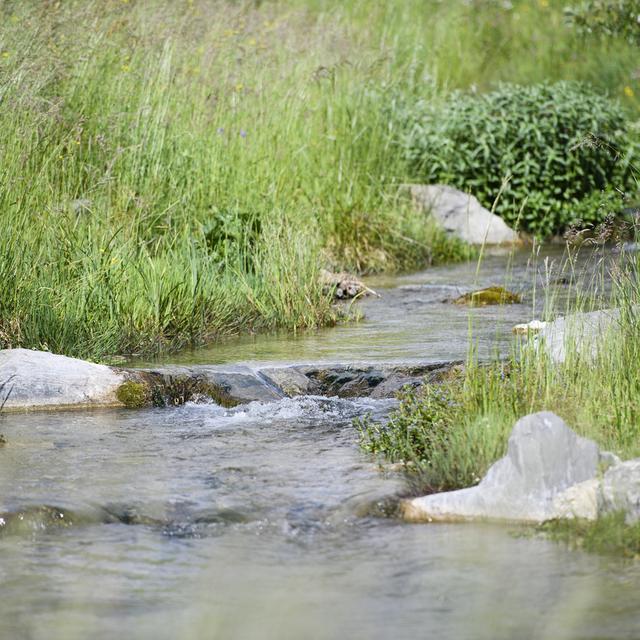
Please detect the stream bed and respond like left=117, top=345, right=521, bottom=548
left=2, top=247, right=640, bottom=639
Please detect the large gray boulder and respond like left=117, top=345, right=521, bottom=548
left=408, top=184, right=519, bottom=245
left=599, top=459, right=640, bottom=524
left=403, top=412, right=600, bottom=523
left=0, top=348, right=126, bottom=410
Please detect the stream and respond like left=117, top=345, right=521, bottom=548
left=2, top=246, right=639, bottom=639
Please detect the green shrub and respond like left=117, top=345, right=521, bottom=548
left=566, top=0, right=640, bottom=45
left=356, top=381, right=509, bottom=493
left=400, top=82, right=636, bottom=236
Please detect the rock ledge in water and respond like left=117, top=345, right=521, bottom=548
left=0, top=348, right=461, bottom=411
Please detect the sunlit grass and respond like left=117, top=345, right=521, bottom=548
left=0, top=0, right=637, bottom=359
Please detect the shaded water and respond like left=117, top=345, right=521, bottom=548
left=3, top=246, right=639, bottom=639
left=135, top=245, right=618, bottom=367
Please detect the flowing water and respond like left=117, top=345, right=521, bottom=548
left=2, top=247, right=640, bottom=639
left=133, top=245, right=618, bottom=367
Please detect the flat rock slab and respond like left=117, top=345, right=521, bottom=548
left=408, top=184, right=519, bottom=245
left=403, top=412, right=601, bottom=523
left=0, top=349, right=127, bottom=410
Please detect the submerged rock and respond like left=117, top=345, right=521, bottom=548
left=403, top=412, right=601, bottom=523
left=408, top=184, right=520, bottom=245
left=453, top=286, right=521, bottom=307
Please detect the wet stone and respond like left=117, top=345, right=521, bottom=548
left=452, top=286, right=522, bottom=307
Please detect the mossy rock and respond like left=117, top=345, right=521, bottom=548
left=117, top=375, right=240, bottom=409
left=0, top=434, right=6, bottom=446
left=116, top=380, right=152, bottom=408
left=151, top=375, right=240, bottom=408
left=453, top=286, right=521, bottom=307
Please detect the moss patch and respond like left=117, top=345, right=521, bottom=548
left=151, top=376, right=240, bottom=409
left=538, top=512, right=640, bottom=558
left=116, top=380, right=152, bottom=408
left=453, top=286, right=522, bottom=307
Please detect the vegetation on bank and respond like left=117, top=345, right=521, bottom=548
left=398, top=82, right=638, bottom=236
left=537, top=512, right=640, bottom=558
left=358, top=240, right=640, bottom=494
left=0, top=0, right=639, bottom=360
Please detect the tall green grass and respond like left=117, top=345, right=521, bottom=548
left=0, top=0, right=638, bottom=359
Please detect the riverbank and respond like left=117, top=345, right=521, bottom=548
left=359, top=244, right=640, bottom=496
left=1, top=0, right=638, bottom=361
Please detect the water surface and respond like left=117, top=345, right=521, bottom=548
left=1, top=398, right=639, bottom=639
left=134, top=245, right=618, bottom=367
left=3, top=246, right=638, bottom=639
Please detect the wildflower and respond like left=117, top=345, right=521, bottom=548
left=216, top=127, right=225, bottom=135
left=121, top=64, right=130, bottom=72
left=624, top=86, right=635, bottom=98
left=240, top=129, right=247, bottom=138
left=1, top=52, right=9, bottom=59
left=235, top=83, right=244, bottom=92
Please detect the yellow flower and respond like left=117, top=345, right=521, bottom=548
left=235, top=83, right=244, bottom=92
left=1, top=52, right=9, bottom=59
left=624, top=86, right=635, bottom=98
left=121, top=64, right=130, bottom=72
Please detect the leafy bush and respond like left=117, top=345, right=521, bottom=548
left=356, top=381, right=510, bottom=493
left=566, top=0, right=640, bottom=45
left=400, top=82, right=636, bottom=236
